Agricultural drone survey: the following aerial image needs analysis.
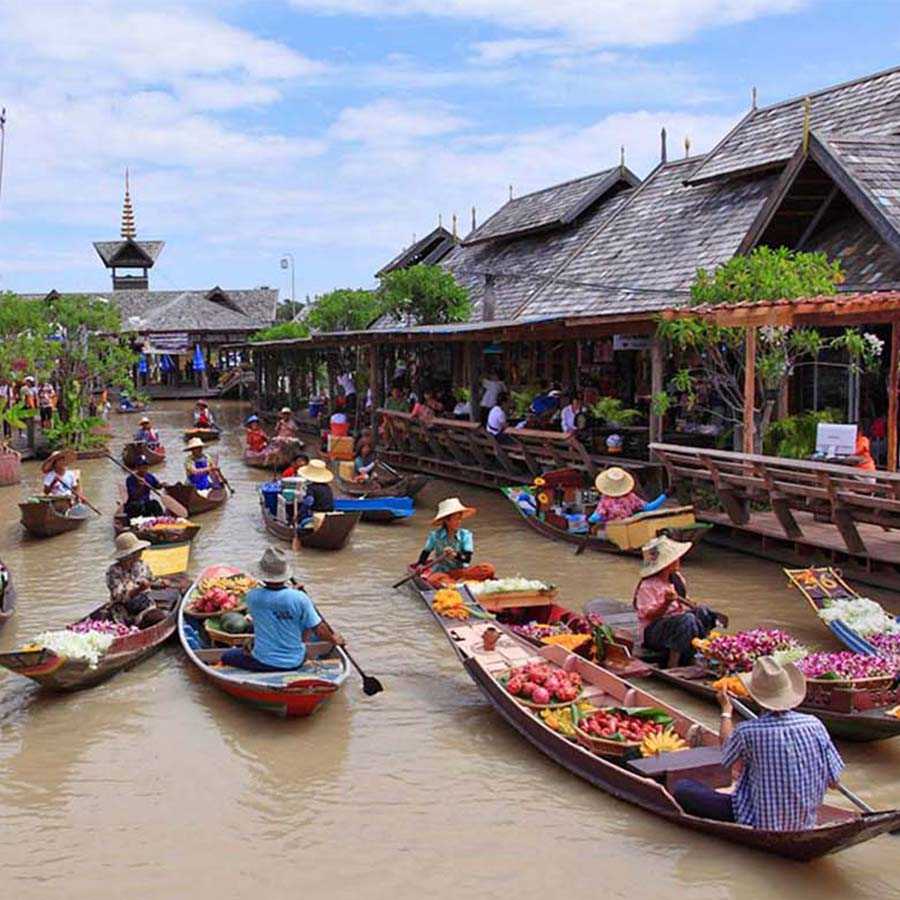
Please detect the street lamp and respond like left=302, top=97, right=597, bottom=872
left=280, top=253, right=295, bottom=314
left=0, top=108, right=7, bottom=205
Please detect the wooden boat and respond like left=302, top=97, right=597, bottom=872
left=165, top=482, right=228, bottom=516
left=0, top=587, right=181, bottom=691
left=183, top=427, right=221, bottom=443
left=115, top=404, right=147, bottom=415
left=0, top=562, right=16, bottom=632
left=122, top=441, right=166, bottom=468
left=501, top=482, right=710, bottom=555
left=113, top=504, right=201, bottom=544
left=407, top=580, right=900, bottom=860
left=259, top=493, right=360, bottom=550
left=334, top=496, right=414, bottom=524
left=178, top=564, right=350, bottom=716
left=19, top=497, right=91, bottom=538
left=242, top=437, right=305, bottom=470
left=337, top=470, right=428, bottom=502
left=75, top=446, right=110, bottom=460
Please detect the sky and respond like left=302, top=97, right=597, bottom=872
left=0, top=1, right=898, bottom=303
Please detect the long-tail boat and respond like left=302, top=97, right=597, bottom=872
left=0, top=561, right=16, bottom=632
left=258, top=492, right=359, bottom=550
left=337, top=470, right=428, bottom=502
left=165, top=482, right=228, bottom=516
left=334, top=496, right=414, bottom=524
left=19, top=497, right=91, bottom=538
left=0, top=587, right=182, bottom=691
left=178, top=564, right=349, bottom=716
left=113, top=504, right=202, bottom=545
left=406, top=580, right=900, bottom=860
left=122, top=441, right=166, bottom=468
left=243, top=437, right=305, bottom=470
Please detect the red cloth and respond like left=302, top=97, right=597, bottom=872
left=425, top=564, right=496, bottom=589
left=330, top=421, right=350, bottom=437
left=246, top=429, right=268, bottom=452
left=855, top=434, right=876, bottom=471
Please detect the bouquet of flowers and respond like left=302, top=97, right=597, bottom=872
left=697, top=629, right=804, bottom=673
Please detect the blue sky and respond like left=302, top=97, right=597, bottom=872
left=1, top=1, right=898, bottom=303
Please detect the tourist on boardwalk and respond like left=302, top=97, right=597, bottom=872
left=134, top=415, right=161, bottom=450
left=479, top=369, right=506, bottom=425
left=486, top=393, right=513, bottom=443
left=633, top=536, right=722, bottom=668
left=673, top=656, right=844, bottom=830
left=193, top=400, right=215, bottom=428
left=384, top=384, right=408, bottom=413
left=41, top=449, right=83, bottom=503
left=183, top=438, right=222, bottom=492
left=291, top=459, right=335, bottom=550
left=220, top=547, right=344, bottom=672
left=274, top=407, right=299, bottom=441
left=38, top=381, right=56, bottom=427
left=124, top=456, right=164, bottom=519
left=415, top=497, right=495, bottom=586
left=560, top=395, right=583, bottom=435
left=244, top=415, right=269, bottom=453
left=589, top=467, right=667, bottom=527
left=105, top=532, right=168, bottom=628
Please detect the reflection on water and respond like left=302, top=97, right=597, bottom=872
left=0, top=401, right=898, bottom=898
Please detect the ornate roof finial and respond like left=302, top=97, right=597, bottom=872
left=684, top=135, right=691, bottom=158
left=620, top=144, right=625, bottom=168
left=802, top=96, right=812, bottom=153
left=471, top=206, right=477, bottom=231
left=452, top=213, right=458, bottom=239
left=509, top=184, right=514, bottom=201
left=660, top=127, right=667, bottom=164
left=121, top=168, right=136, bottom=240
left=751, top=86, right=758, bottom=110
left=438, top=212, right=443, bottom=228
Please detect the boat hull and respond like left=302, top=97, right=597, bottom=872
left=165, top=483, right=228, bottom=516
left=113, top=506, right=201, bottom=545
left=0, top=565, right=16, bottom=631
left=338, top=472, right=428, bottom=501
left=243, top=438, right=304, bottom=470
left=19, top=499, right=90, bottom=538
left=183, top=428, right=220, bottom=443
left=259, top=497, right=359, bottom=550
left=122, top=442, right=166, bottom=468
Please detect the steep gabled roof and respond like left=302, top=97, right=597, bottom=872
left=93, top=239, right=165, bottom=267
left=687, top=65, right=900, bottom=185
left=376, top=226, right=456, bottom=277
left=517, top=156, right=778, bottom=319
left=462, top=166, right=640, bottom=246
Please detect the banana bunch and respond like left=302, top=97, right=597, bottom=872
left=640, top=728, right=688, bottom=757
left=540, top=700, right=596, bottom=738
left=199, top=574, right=259, bottom=600
left=432, top=588, right=470, bottom=620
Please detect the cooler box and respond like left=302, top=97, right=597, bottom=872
left=328, top=435, right=355, bottom=461
left=260, top=482, right=281, bottom=516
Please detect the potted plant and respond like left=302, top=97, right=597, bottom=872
left=589, top=396, right=643, bottom=427
left=0, top=401, right=34, bottom=486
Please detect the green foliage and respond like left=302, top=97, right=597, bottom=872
left=305, top=288, right=385, bottom=333
left=45, top=413, right=108, bottom=451
left=690, top=246, right=843, bottom=306
left=0, top=401, right=35, bottom=449
left=651, top=392, right=672, bottom=417
left=589, top=396, right=642, bottom=425
left=251, top=321, right=310, bottom=342
left=377, top=265, right=471, bottom=326
left=511, top=389, right=535, bottom=418
left=763, top=409, right=841, bottom=459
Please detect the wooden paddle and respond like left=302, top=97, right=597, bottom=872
left=209, top=451, right=235, bottom=495
left=104, top=452, right=189, bottom=518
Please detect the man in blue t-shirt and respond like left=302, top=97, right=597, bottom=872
left=221, top=547, right=344, bottom=672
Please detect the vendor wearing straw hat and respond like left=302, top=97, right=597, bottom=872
left=41, top=449, right=83, bottom=502
left=124, top=455, right=164, bottom=519
left=134, top=415, right=161, bottom=450
left=221, top=546, right=344, bottom=672
left=183, top=437, right=221, bottom=491
left=274, top=406, right=299, bottom=440
left=588, top=467, right=667, bottom=529
left=105, top=532, right=167, bottom=627
left=633, top=535, right=722, bottom=668
left=673, top=656, right=844, bottom=830
left=244, top=415, right=269, bottom=453
left=292, top=459, right=335, bottom=549
left=193, top=399, right=215, bottom=428
left=415, top=498, right=496, bottom=585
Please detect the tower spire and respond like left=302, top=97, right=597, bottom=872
left=121, top=168, right=136, bottom=240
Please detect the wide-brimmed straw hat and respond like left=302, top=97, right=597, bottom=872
left=279, top=407, right=292, bottom=415
left=433, top=497, right=476, bottom=525
left=183, top=437, right=206, bottom=451
left=595, top=466, right=634, bottom=497
left=739, top=656, right=806, bottom=711
left=138, top=415, right=151, bottom=425
left=252, top=546, right=293, bottom=583
left=112, top=531, right=151, bottom=560
left=298, top=459, right=334, bottom=483
left=196, top=400, right=208, bottom=407
left=41, top=448, right=76, bottom=474
left=639, top=535, right=692, bottom=578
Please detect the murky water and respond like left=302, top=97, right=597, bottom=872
left=0, top=402, right=898, bottom=898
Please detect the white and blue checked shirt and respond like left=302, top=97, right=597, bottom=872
left=723, top=711, right=844, bottom=831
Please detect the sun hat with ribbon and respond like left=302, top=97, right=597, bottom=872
left=594, top=466, right=634, bottom=497
left=252, top=546, right=293, bottom=583
left=41, top=448, right=76, bottom=474
left=433, top=497, right=476, bottom=525
left=183, top=437, right=206, bottom=452
left=298, top=459, right=334, bottom=483
left=639, top=535, right=692, bottom=579
left=739, top=656, right=806, bottom=711
left=112, top=531, right=151, bottom=560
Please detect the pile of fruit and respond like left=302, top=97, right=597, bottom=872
left=696, top=629, right=803, bottom=673
left=509, top=621, right=572, bottom=640
left=68, top=620, right=139, bottom=637
left=798, top=651, right=894, bottom=682
left=502, top=660, right=582, bottom=705
left=432, top=588, right=470, bottom=620
left=710, top=674, right=749, bottom=697
left=189, top=574, right=257, bottom=614
left=540, top=700, right=596, bottom=737
left=577, top=708, right=673, bottom=745
left=639, top=729, right=689, bottom=758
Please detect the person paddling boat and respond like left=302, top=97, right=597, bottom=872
left=105, top=533, right=168, bottom=628
left=183, top=437, right=223, bottom=492
left=41, top=449, right=84, bottom=505
left=274, top=406, right=299, bottom=441
left=193, top=400, right=215, bottom=428
left=134, top=416, right=161, bottom=451
left=291, top=460, right=335, bottom=551
left=244, top=415, right=269, bottom=453
left=124, top=455, right=165, bottom=519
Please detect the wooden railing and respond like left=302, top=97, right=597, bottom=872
left=379, top=410, right=662, bottom=491
left=651, top=442, right=900, bottom=556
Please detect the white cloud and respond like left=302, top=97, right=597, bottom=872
left=331, top=99, right=470, bottom=142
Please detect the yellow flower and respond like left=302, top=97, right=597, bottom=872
left=537, top=492, right=550, bottom=505
left=533, top=477, right=546, bottom=487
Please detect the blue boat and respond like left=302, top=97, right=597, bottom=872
left=334, top=496, right=414, bottom=523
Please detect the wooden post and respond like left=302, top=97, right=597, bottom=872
left=888, top=320, right=899, bottom=471
left=743, top=327, right=757, bottom=455
left=649, top=337, right=664, bottom=450
left=468, top=341, right=482, bottom=422
left=369, top=343, right=382, bottom=437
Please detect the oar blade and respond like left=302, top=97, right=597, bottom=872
left=160, top=491, right=189, bottom=518
left=362, top=674, right=384, bottom=696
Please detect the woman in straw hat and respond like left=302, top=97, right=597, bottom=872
left=183, top=437, right=222, bottom=491
left=291, top=459, right=335, bottom=550
left=41, top=449, right=83, bottom=503
left=588, top=466, right=667, bottom=530
left=274, top=406, right=299, bottom=441
left=415, top=498, right=496, bottom=587
left=633, top=535, right=722, bottom=668
left=134, top=415, right=161, bottom=451
left=105, top=532, right=167, bottom=627
left=673, top=657, right=844, bottom=829
left=193, top=399, right=215, bottom=428
left=220, top=546, right=344, bottom=672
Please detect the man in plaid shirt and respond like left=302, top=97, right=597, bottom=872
left=674, top=657, right=844, bottom=830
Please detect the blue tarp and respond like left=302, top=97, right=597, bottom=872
left=334, top=496, right=414, bottom=518
left=192, top=344, right=206, bottom=372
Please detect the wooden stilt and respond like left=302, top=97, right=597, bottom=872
left=888, top=320, right=899, bottom=471
left=743, top=327, right=757, bottom=455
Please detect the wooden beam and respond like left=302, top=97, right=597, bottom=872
left=743, top=327, right=757, bottom=455
left=649, top=337, right=664, bottom=451
left=889, top=321, right=900, bottom=472
left=796, top=185, right=839, bottom=250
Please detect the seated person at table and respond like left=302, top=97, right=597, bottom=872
left=193, top=400, right=215, bottom=428
left=105, top=533, right=167, bottom=627
left=846, top=427, right=877, bottom=475
left=354, top=437, right=377, bottom=481
left=673, top=657, right=844, bottom=830
left=282, top=451, right=310, bottom=478
left=589, top=467, right=667, bottom=526
left=221, top=547, right=344, bottom=672
left=245, top=415, right=269, bottom=453
left=633, top=536, right=721, bottom=668
left=183, top=438, right=221, bottom=491
left=291, top=460, right=334, bottom=549
left=415, top=498, right=496, bottom=586
left=134, top=416, right=161, bottom=450
left=124, top=456, right=164, bottom=519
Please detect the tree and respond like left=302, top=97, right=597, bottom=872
left=305, top=288, right=385, bottom=333
left=251, top=321, right=310, bottom=343
left=655, top=248, right=882, bottom=450
left=377, top=264, right=470, bottom=326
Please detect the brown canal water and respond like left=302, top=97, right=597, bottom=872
left=0, top=401, right=898, bottom=898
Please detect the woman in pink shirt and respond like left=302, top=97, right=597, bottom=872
left=588, top=467, right=668, bottom=530
left=633, top=536, right=722, bottom=668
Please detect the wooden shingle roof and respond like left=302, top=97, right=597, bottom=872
left=376, top=226, right=457, bottom=277
left=687, top=65, right=900, bottom=184
left=93, top=239, right=165, bottom=266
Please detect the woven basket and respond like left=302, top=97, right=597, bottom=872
left=204, top=621, right=253, bottom=647
left=575, top=725, right=642, bottom=758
